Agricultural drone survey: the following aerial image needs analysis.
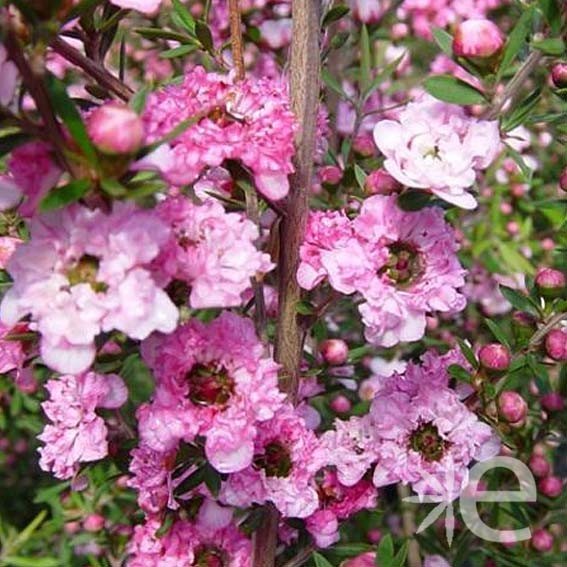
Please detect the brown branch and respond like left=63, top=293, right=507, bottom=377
left=50, top=36, right=133, bottom=101
left=252, top=2, right=321, bottom=567
left=228, top=0, right=245, bottom=81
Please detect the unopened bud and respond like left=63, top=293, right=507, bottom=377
left=540, top=392, right=564, bottom=412
left=478, top=343, right=511, bottom=373
left=320, top=339, right=349, bottom=366
left=551, top=62, right=567, bottom=89
left=365, top=168, right=401, bottom=195
left=83, top=513, right=105, bottom=532
left=545, top=329, right=567, bottom=361
left=498, top=391, right=527, bottom=424
left=539, top=476, right=563, bottom=498
left=453, top=19, right=504, bottom=59
left=535, top=268, right=565, bottom=298
left=87, top=103, right=144, bottom=155
left=559, top=167, right=567, bottom=192
left=330, top=394, right=352, bottom=414
left=529, top=454, right=551, bottom=478
left=319, top=165, right=343, bottom=186
left=531, top=528, right=554, bottom=552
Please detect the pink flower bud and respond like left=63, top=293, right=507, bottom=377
left=343, top=552, right=376, bottom=567
left=330, top=394, right=352, bottom=414
left=83, top=513, right=105, bottom=532
left=529, top=454, right=551, bottom=478
left=551, top=62, right=567, bottom=89
left=479, top=343, right=511, bottom=372
left=87, top=103, right=144, bottom=155
left=319, top=165, right=343, bottom=185
left=506, top=221, right=519, bottom=235
left=498, top=391, right=528, bottom=424
left=352, top=134, right=375, bottom=157
left=64, top=521, right=81, bottom=535
left=535, top=268, right=565, bottom=297
left=539, top=476, right=563, bottom=498
left=453, top=19, right=504, bottom=59
left=541, top=392, right=564, bottom=412
left=320, top=339, right=349, bottom=366
left=560, top=167, right=567, bottom=192
left=367, top=528, right=382, bottom=543
left=545, top=329, right=567, bottom=361
left=541, top=238, right=555, bottom=251
left=531, top=529, right=554, bottom=552
left=365, top=168, right=401, bottom=195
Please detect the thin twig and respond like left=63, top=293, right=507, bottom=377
left=50, top=36, right=133, bottom=101
left=397, top=484, right=423, bottom=567
left=528, top=311, right=567, bottom=347
left=483, top=50, right=543, bottom=121
left=228, top=0, right=245, bottom=81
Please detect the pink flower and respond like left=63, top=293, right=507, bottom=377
left=0, top=236, right=21, bottom=269
left=453, top=19, right=504, bottom=59
left=298, top=195, right=467, bottom=347
left=8, top=142, right=63, bottom=217
left=110, top=0, right=161, bottom=13
left=139, top=312, right=284, bottom=473
left=0, top=322, right=27, bottom=375
left=373, top=95, right=500, bottom=209
left=424, top=556, right=452, bottom=567
left=0, top=176, right=22, bottom=211
left=0, top=44, right=18, bottom=106
left=305, top=470, right=377, bottom=547
left=38, top=372, right=127, bottom=479
left=152, top=196, right=274, bottom=309
left=369, top=351, right=500, bottom=498
left=220, top=404, right=323, bottom=518
left=142, top=66, right=298, bottom=201
left=0, top=204, right=178, bottom=374
left=128, top=514, right=252, bottom=567
left=350, top=0, right=387, bottom=23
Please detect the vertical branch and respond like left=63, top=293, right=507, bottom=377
left=252, top=2, right=321, bottom=567
left=228, top=0, right=245, bottom=81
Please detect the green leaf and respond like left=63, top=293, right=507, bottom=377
left=100, top=178, right=128, bottom=197
left=45, top=74, right=98, bottom=165
left=359, top=24, right=371, bottom=94
left=484, top=318, right=512, bottom=350
left=448, top=363, right=472, bottom=384
left=3, top=558, right=60, bottom=567
left=502, top=88, right=541, bottom=132
left=423, top=75, right=486, bottom=105
left=457, top=338, right=479, bottom=368
left=203, top=463, right=222, bottom=497
left=431, top=27, right=453, bottom=56
left=377, top=534, right=395, bottom=566
left=313, top=552, right=335, bottom=567
left=499, top=285, right=540, bottom=315
left=397, top=190, right=431, bottom=211
left=354, top=164, right=367, bottom=190
left=195, top=21, right=214, bottom=53
left=322, top=5, right=350, bottom=27
left=498, top=241, right=535, bottom=275
left=532, top=37, right=565, bottom=55
left=39, top=179, right=91, bottom=212
left=296, top=300, right=315, bottom=315
left=130, top=85, right=150, bottom=114
left=135, top=27, right=192, bottom=43
left=497, top=7, right=535, bottom=80
left=539, top=0, right=561, bottom=34
left=393, top=541, right=409, bottom=567
left=160, top=44, right=198, bottom=59
left=172, top=0, right=196, bottom=33
left=322, top=69, right=348, bottom=100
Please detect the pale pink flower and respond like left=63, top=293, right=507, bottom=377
left=369, top=351, right=500, bottom=498
left=350, top=0, right=387, bottom=23
left=0, top=44, right=18, bottom=106
left=0, top=204, right=178, bottom=373
left=373, top=95, right=501, bottom=209
left=220, top=404, right=323, bottom=518
left=0, top=236, right=21, bottom=269
left=153, top=196, right=274, bottom=309
left=38, top=372, right=127, bottom=479
left=139, top=312, right=284, bottom=473
left=259, top=19, right=292, bottom=49
left=424, top=556, right=452, bottom=567
left=142, top=66, right=298, bottom=201
left=8, top=142, right=63, bottom=217
left=110, top=0, right=161, bottom=13
left=0, top=322, right=27, bottom=375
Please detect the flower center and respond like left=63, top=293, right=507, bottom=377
left=193, top=545, right=227, bottom=567
left=424, top=144, right=441, bottom=160
left=381, top=242, right=424, bottom=287
left=66, top=254, right=108, bottom=293
left=186, top=363, right=234, bottom=407
left=408, top=422, right=449, bottom=463
left=253, top=440, right=292, bottom=478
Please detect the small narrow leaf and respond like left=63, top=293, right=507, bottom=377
left=423, top=75, right=486, bottom=105
left=195, top=21, right=214, bottom=53
left=313, top=552, right=335, bottom=567
left=431, top=27, right=454, bottom=56
left=497, top=7, right=535, bottom=80
left=484, top=318, right=512, bottom=350
left=457, top=338, right=479, bottom=369
left=359, top=24, right=371, bottom=94
left=322, top=5, right=350, bottom=27
left=354, top=164, right=367, bottom=190
left=499, top=285, right=540, bottom=315
left=172, top=0, right=196, bottom=33
left=39, top=179, right=91, bottom=212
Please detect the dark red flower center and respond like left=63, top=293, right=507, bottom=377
left=193, top=545, right=227, bottom=567
left=381, top=241, right=424, bottom=287
left=253, top=440, right=292, bottom=478
left=67, top=254, right=108, bottom=293
left=186, top=363, right=235, bottom=407
left=409, top=421, right=449, bottom=463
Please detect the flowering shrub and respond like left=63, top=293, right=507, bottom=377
left=0, top=1, right=566, bottom=567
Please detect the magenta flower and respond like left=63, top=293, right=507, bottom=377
left=38, top=372, right=127, bottom=479
left=0, top=204, right=178, bottom=373
left=153, top=196, right=274, bottom=308
left=373, top=96, right=500, bottom=209
left=142, top=66, right=298, bottom=201
left=139, top=312, right=284, bottom=473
